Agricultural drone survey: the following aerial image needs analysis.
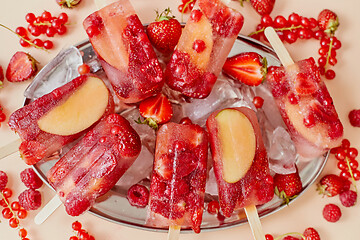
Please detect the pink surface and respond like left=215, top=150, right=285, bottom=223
left=0, top=0, right=360, bottom=239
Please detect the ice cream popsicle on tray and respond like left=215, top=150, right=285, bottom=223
left=207, top=107, right=274, bottom=240
left=264, top=27, right=343, bottom=159
left=146, top=121, right=208, bottom=237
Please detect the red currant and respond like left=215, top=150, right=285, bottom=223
left=335, top=148, right=346, bottom=160
left=190, top=9, right=202, bottom=22
left=288, top=12, right=301, bottom=25
left=303, top=114, right=316, bottom=128
left=347, top=148, right=358, bottom=159
left=285, top=31, right=297, bottom=44
left=349, top=159, right=359, bottom=170
left=41, top=11, right=52, bottom=22
left=192, top=39, right=206, bottom=53
left=325, top=69, right=336, bottom=80
left=329, top=57, right=337, bottom=66
left=332, top=39, right=342, bottom=50
left=15, top=27, right=27, bottom=37
left=11, top=201, right=20, bottom=211
left=70, top=237, right=79, bottom=240
left=353, top=170, right=360, bottom=181
left=318, top=47, right=328, bottom=56
left=340, top=170, right=351, bottom=179
left=78, top=231, right=90, bottom=240
left=320, top=38, right=330, bottom=47
left=57, top=25, right=67, bottom=35
left=25, top=13, right=36, bottom=23
left=78, top=64, right=90, bottom=75
left=58, top=13, right=69, bottom=24
left=30, top=26, right=41, bottom=37
left=2, top=188, right=12, bottom=198
left=337, top=160, right=347, bottom=171
left=207, top=200, right=220, bottom=215
left=46, top=27, right=56, bottom=37
left=300, top=17, right=310, bottom=28
left=0, top=112, right=6, bottom=122
left=2, top=208, right=13, bottom=219
left=274, top=16, right=287, bottom=28
left=314, top=30, right=325, bottom=40
left=252, top=96, right=264, bottom=108
left=261, top=15, right=273, bottom=27
left=33, top=38, right=44, bottom=48
left=43, top=40, right=54, bottom=49
left=72, top=221, right=82, bottom=231
left=20, top=38, right=31, bottom=48
left=341, top=139, right=351, bottom=149
left=318, top=57, right=327, bottom=67
left=309, top=17, right=318, bottom=29
left=9, top=217, right=19, bottom=228
left=17, top=209, right=27, bottom=219
left=18, top=228, right=27, bottom=238
left=265, top=234, right=274, bottom=240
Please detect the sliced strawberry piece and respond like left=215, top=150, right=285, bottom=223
left=222, top=52, right=267, bottom=86
left=294, top=72, right=317, bottom=95
left=6, top=52, right=38, bottom=82
left=138, top=93, right=173, bottom=129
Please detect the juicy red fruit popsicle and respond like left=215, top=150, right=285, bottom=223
left=165, top=0, right=244, bottom=99
left=146, top=121, right=208, bottom=233
left=266, top=57, right=343, bottom=158
left=206, top=107, right=274, bottom=217
left=8, top=75, right=114, bottom=165
left=83, top=0, right=164, bottom=103
left=47, top=114, right=141, bottom=216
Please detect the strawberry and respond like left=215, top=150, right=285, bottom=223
left=303, top=227, right=320, bottom=240
left=56, top=0, right=81, bottom=8
left=138, top=93, right=173, bottom=129
left=318, top=9, right=339, bottom=34
left=317, top=174, right=346, bottom=197
left=6, top=51, right=38, bottom=82
left=222, top=52, right=267, bottom=86
left=273, top=169, right=302, bottom=204
left=339, top=190, right=357, bottom=207
left=241, top=0, right=275, bottom=16
left=146, top=8, right=182, bottom=54
left=322, top=203, right=341, bottom=222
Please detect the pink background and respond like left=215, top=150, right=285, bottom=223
left=1, top=0, right=360, bottom=239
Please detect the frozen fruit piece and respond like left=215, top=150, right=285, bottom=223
left=147, top=8, right=182, bottom=54
left=47, top=114, right=141, bottom=216
left=322, top=203, right=341, bottom=222
left=127, top=184, right=149, bottom=208
left=274, top=169, right=302, bottom=203
left=349, top=109, right=360, bottom=127
left=6, top=52, right=38, bottom=82
left=303, top=227, right=320, bottom=240
left=165, top=0, right=244, bottom=99
left=266, top=58, right=343, bottom=158
left=339, top=190, right=357, bottom=207
left=214, top=109, right=256, bottom=183
left=0, top=171, right=8, bottom=191
left=8, top=75, right=114, bottom=165
left=83, top=0, right=164, bottom=103
left=223, top=52, right=267, bottom=87
left=147, top=122, right=208, bottom=233
left=138, top=94, right=173, bottom=129
left=317, top=174, right=346, bottom=197
left=37, top=76, right=109, bottom=136
left=20, top=168, right=43, bottom=189
left=206, top=107, right=274, bottom=217
left=18, top=189, right=42, bottom=210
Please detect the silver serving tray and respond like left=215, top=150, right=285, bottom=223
left=29, top=34, right=327, bottom=232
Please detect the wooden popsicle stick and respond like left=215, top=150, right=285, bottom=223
left=0, top=138, right=21, bottom=160
left=167, top=225, right=181, bottom=240
left=264, top=27, right=295, bottom=67
left=244, top=205, right=266, bottom=240
left=34, top=195, right=62, bottom=225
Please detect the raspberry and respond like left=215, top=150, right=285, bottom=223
left=20, top=168, right=43, bottom=189
left=0, top=171, right=8, bottom=191
left=18, top=189, right=42, bottom=210
left=127, top=184, right=149, bottom=208
left=349, top=109, right=360, bottom=127
left=303, top=227, right=320, bottom=240
left=339, top=190, right=357, bottom=207
left=322, top=203, right=341, bottom=222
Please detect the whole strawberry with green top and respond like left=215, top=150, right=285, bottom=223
left=274, top=169, right=302, bottom=204
left=147, top=8, right=182, bottom=54
left=318, top=9, right=339, bottom=34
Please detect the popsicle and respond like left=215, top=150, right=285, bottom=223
left=165, top=0, right=244, bottom=99
left=264, top=27, right=343, bottom=158
left=8, top=74, right=114, bottom=165
left=47, top=113, right=141, bottom=216
left=83, top=0, right=164, bottom=103
left=146, top=121, right=208, bottom=234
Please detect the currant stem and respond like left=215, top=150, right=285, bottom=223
left=325, top=37, right=334, bottom=69
left=181, top=0, right=195, bottom=22
left=249, top=25, right=303, bottom=37
left=0, top=23, right=48, bottom=52
left=345, top=157, right=358, bottom=193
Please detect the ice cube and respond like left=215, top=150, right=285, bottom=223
left=24, top=47, right=83, bottom=100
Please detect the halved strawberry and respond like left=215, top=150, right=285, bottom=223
left=6, top=52, right=38, bottom=82
left=138, top=93, right=173, bottom=129
left=318, top=9, right=339, bottom=34
left=222, top=52, right=267, bottom=86
left=146, top=8, right=182, bottom=54
left=317, top=174, right=347, bottom=197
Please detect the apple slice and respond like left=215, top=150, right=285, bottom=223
left=215, top=109, right=256, bottom=183
left=38, top=76, right=109, bottom=136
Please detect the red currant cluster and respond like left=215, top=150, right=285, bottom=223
left=14, top=11, right=69, bottom=50
left=331, top=139, right=360, bottom=181
left=265, top=227, right=320, bottom=240
left=0, top=171, right=29, bottom=240
left=250, top=12, right=341, bottom=80
left=178, top=0, right=196, bottom=14
left=69, top=221, right=95, bottom=240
